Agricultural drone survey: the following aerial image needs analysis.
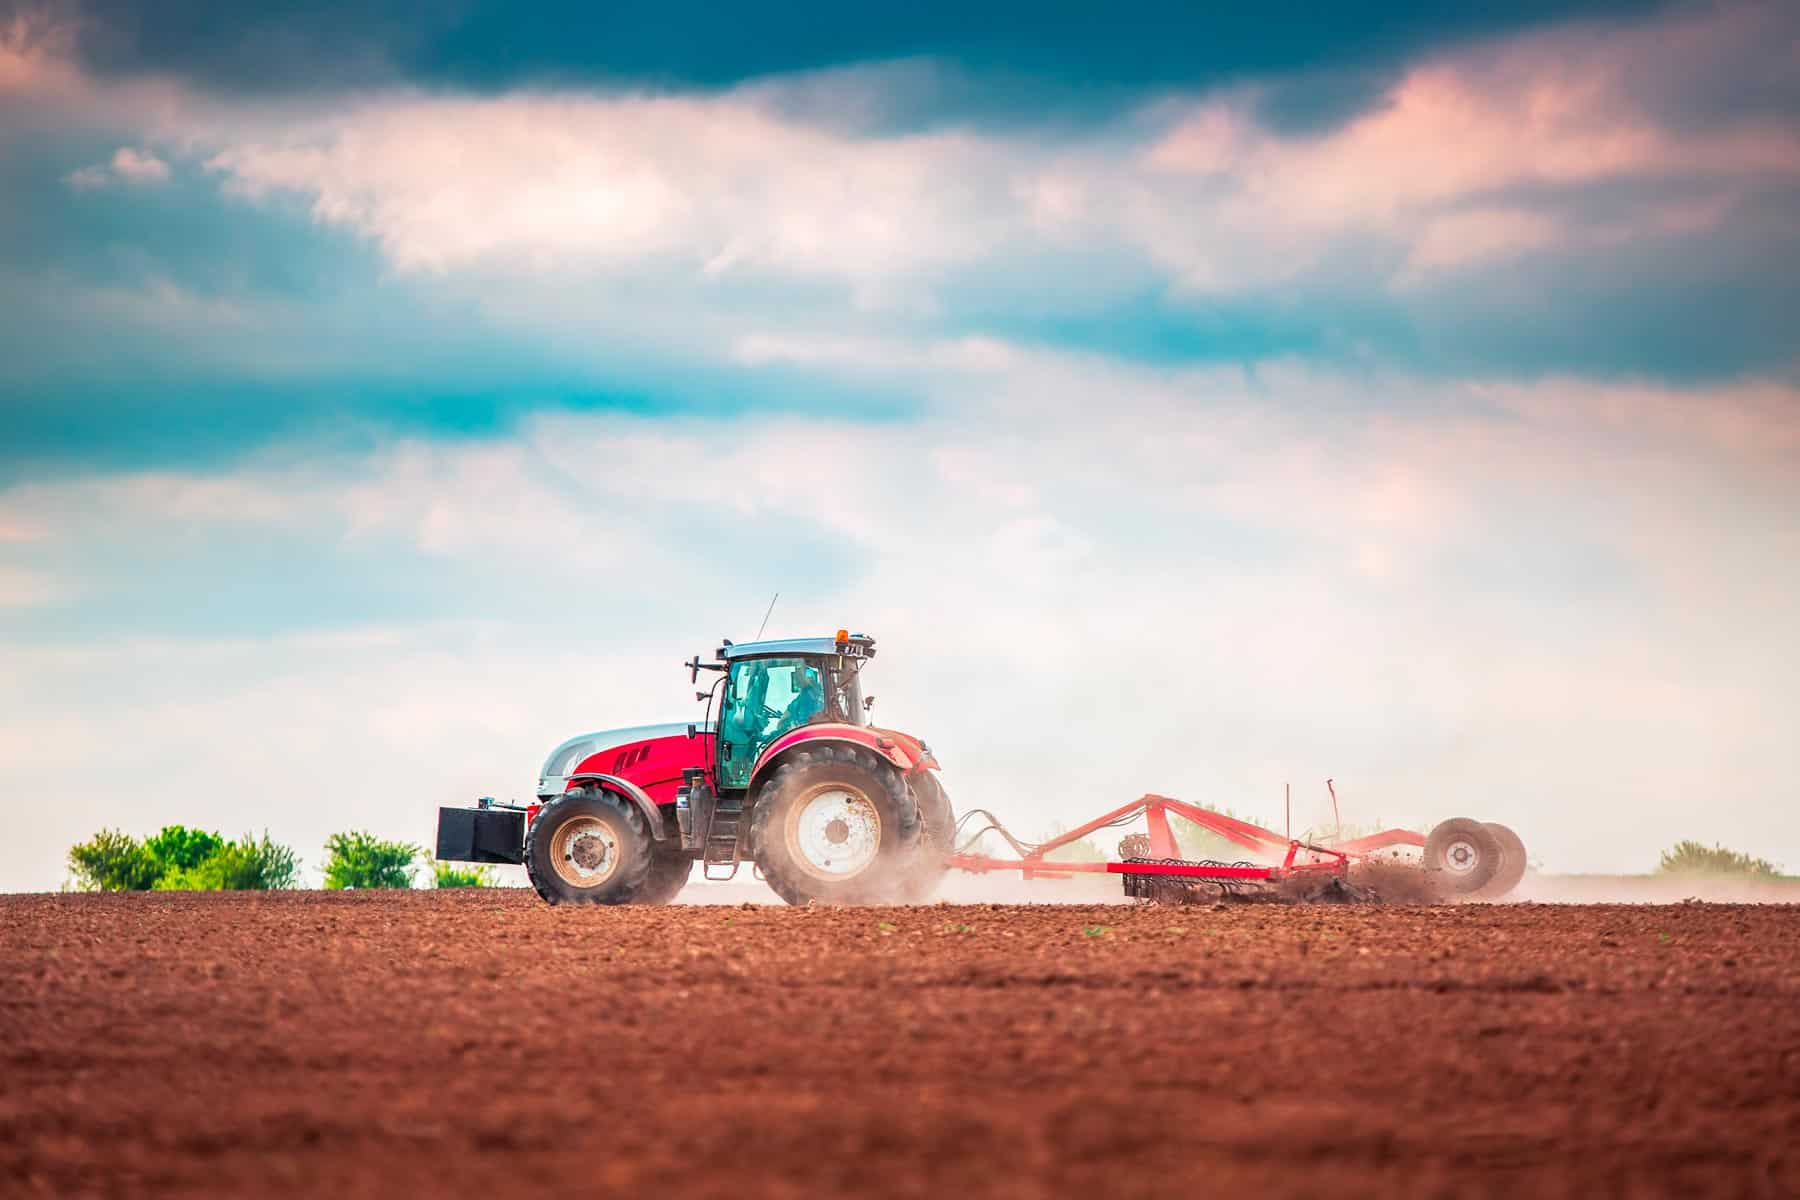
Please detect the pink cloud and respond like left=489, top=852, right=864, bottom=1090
left=0, top=10, right=78, bottom=97
left=1397, top=208, right=1563, bottom=282
left=0, top=566, right=59, bottom=608
left=65, top=145, right=171, bottom=189
left=1138, top=2, right=1800, bottom=285
left=206, top=92, right=1011, bottom=283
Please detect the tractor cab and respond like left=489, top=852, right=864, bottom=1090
left=708, top=631, right=874, bottom=791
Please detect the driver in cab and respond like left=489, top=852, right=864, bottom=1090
left=784, top=664, right=827, bottom=728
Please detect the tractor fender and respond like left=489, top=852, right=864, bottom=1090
left=563, top=772, right=669, bottom=841
left=871, top=726, right=940, bottom=772
left=748, top=723, right=929, bottom=792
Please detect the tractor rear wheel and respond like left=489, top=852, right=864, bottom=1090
left=750, top=747, right=919, bottom=905
left=1479, top=822, right=1528, bottom=899
left=894, top=772, right=955, bottom=903
left=1422, top=817, right=1503, bottom=897
left=525, top=787, right=654, bottom=905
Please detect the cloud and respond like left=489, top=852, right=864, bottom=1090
left=0, top=8, right=78, bottom=96
left=64, top=144, right=171, bottom=188
left=1132, top=6, right=1800, bottom=290
left=24, top=2, right=1662, bottom=107
left=4, top=1, right=1794, bottom=388
left=109, top=144, right=168, bottom=180
left=0, top=516, right=48, bottom=542
left=134, top=0, right=1791, bottom=387
left=1396, top=208, right=1563, bottom=282
left=204, top=91, right=1015, bottom=288
left=0, top=565, right=59, bottom=607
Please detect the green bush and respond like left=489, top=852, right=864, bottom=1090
left=67, top=829, right=163, bottom=892
left=323, top=831, right=422, bottom=889
left=144, top=825, right=225, bottom=873
left=70, top=827, right=298, bottom=891
left=155, top=832, right=301, bottom=890
left=432, top=860, right=495, bottom=888
left=1656, top=840, right=1781, bottom=879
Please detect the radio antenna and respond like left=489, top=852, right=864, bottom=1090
left=754, top=592, right=780, bottom=641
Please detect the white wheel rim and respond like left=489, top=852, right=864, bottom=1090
left=551, top=816, right=619, bottom=888
left=786, top=786, right=882, bottom=880
left=1442, top=838, right=1482, bottom=875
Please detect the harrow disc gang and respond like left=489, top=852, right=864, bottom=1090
left=1117, top=855, right=1279, bottom=903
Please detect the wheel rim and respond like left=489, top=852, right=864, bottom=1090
left=1441, top=838, right=1484, bottom=875
left=784, top=784, right=882, bottom=881
left=550, top=816, right=620, bottom=889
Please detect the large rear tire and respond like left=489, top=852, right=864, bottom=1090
left=1422, top=817, right=1503, bottom=897
left=750, top=747, right=919, bottom=905
left=525, top=787, right=654, bottom=905
left=894, top=772, right=955, bottom=903
left=1479, top=822, right=1528, bottom=899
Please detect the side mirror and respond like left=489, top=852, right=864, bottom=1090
left=688, top=655, right=727, bottom=684
left=863, top=695, right=876, bottom=712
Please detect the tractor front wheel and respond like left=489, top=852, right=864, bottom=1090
left=750, top=747, right=919, bottom=905
left=525, top=787, right=654, bottom=905
left=1422, top=817, right=1503, bottom=897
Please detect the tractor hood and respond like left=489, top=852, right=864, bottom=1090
left=537, top=722, right=706, bottom=797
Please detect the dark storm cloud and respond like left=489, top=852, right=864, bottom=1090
left=53, top=0, right=1667, bottom=124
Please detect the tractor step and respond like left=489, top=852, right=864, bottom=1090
left=702, top=801, right=745, bottom=881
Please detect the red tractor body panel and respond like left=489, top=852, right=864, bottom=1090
left=557, top=720, right=935, bottom=810
left=568, top=730, right=709, bottom=807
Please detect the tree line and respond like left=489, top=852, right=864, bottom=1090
left=65, top=826, right=494, bottom=891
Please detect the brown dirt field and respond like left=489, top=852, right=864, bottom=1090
left=3, top=892, right=1797, bottom=1199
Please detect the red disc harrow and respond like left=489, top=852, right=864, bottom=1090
left=948, top=793, right=1427, bottom=900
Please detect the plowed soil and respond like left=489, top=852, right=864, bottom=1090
left=3, top=892, right=1797, bottom=1199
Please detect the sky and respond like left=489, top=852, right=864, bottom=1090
left=1, top=0, right=1796, bottom=891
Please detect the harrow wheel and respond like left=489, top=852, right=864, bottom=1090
left=750, top=746, right=919, bottom=905
left=1422, top=817, right=1503, bottom=897
left=524, top=787, right=653, bottom=905
left=1479, top=822, right=1528, bottom=899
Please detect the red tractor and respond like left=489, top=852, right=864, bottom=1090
left=435, top=631, right=954, bottom=905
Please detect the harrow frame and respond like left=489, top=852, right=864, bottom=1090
left=946, top=792, right=1426, bottom=891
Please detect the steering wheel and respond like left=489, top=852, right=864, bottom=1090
left=756, top=703, right=782, bottom=723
